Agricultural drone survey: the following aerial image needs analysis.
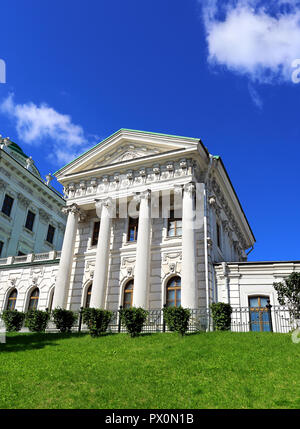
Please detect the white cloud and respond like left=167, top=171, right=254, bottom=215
left=201, top=0, right=300, bottom=83
left=0, top=93, right=96, bottom=164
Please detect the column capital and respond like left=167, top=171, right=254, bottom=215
left=133, top=189, right=151, bottom=203
left=95, top=197, right=114, bottom=218
left=62, top=203, right=85, bottom=221
left=174, top=184, right=183, bottom=195
left=183, top=182, right=196, bottom=196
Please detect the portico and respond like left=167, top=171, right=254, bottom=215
left=52, top=179, right=199, bottom=310
left=50, top=129, right=254, bottom=314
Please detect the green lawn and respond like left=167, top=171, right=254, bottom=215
left=0, top=331, right=299, bottom=409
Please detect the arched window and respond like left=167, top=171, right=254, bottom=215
left=7, top=289, right=17, bottom=310
left=123, top=280, right=134, bottom=308
left=85, top=284, right=92, bottom=308
left=28, top=288, right=39, bottom=311
left=166, top=276, right=181, bottom=307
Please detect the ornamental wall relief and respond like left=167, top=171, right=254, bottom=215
left=161, top=252, right=182, bottom=278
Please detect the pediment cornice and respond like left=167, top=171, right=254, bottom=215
left=55, top=129, right=205, bottom=179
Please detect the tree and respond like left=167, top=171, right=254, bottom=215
left=273, top=272, right=300, bottom=327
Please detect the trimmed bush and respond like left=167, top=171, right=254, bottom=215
left=51, top=308, right=78, bottom=333
left=163, top=306, right=191, bottom=336
left=25, top=310, right=50, bottom=332
left=119, top=307, right=148, bottom=337
left=211, top=302, right=232, bottom=331
left=1, top=310, right=25, bottom=332
left=82, top=308, right=112, bottom=337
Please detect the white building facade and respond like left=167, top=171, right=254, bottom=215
left=47, top=129, right=255, bottom=312
left=0, top=137, right=66, bottom=258
left=0, top=129, right=298, bottom=331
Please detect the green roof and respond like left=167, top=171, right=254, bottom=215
left=9, top=141, right=29, bottom=159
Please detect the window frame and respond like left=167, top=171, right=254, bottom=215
left=166, top=276, right=181, bottom=308
left=85, top=284, right=92, bottom=308
left=167, top=210, right=182, bottom=237
left=127, top=217, right=139, bottom=242
left=216, top=221, right=221, bottom=249
left=25, top=210, right=36, bottom=232
left=248, top=295, right=272, bottom=332
left=46, top=224, right=56, bottom=244
left=91, top=221, right=100, bottom=246
left=28, top=288, right=39, bottom=311
left=6, top=288, right=18, bottom=310
left=123, top=280, right=134, bottom=308
left=1, top=194, right=14, bottom=217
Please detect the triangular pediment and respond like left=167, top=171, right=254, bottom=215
left=89, top=143, right=163, bottom=168
left=55, top=129, right=201, bottom=178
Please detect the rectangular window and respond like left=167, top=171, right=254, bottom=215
left=167, top=210, right=182, bottom=237
left=1, top=194, right=14, bottom=217
left=46, top=225, right=55, bottom=244
left=25, top=210, right=35, bottom=231
left=127, top=217, right=138, bottom=242
left=216, top=222, right=221, bottom=248
left=91, top=221, right=100, bottom=246
left=0, top=241, right=3, bottom=257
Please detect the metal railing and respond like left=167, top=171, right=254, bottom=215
left=0, top=305, right=296, bottom=334
left=230, top=305, right=296, bottom=333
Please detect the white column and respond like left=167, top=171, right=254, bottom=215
left=52, top=204, right=81, bottom=309
left=181, top=182, right=198, bottom=308
left=89, top=198, right=113, bottom=308
left=132, top=190, right=151, bottom=308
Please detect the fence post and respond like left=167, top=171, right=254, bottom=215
left=266, top=299, right=273, bottom=332
left=162, top=304, right=166, bottom=332
left=78, top=307, right=83, bottom=333
left=118, top=305, right=123, bottom=333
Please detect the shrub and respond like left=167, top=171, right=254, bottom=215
left=119, top=307, right=148, bottom=337
left=274, top=272, right=300, bottom=326
left=25, top=310, right=50, bottom=332
left=210, top=302, right=232, bottom=331
left=82, top=308, right=112, bottom=337
left=163, top=306, right=191, bottom=336
left=51, top=308, right=78, bottom=333
left=1, top=310, right=25, bottom=332
left=82, top=307, right=93, bottom=326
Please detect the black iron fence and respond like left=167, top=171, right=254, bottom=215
left=230, top=305, right=296, bottom=333
left=1, top=305, right=296, bottom=334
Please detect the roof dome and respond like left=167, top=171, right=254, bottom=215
left=5, top=140, right=42, bottom=179
left=8, top=141, right=29, bottom=159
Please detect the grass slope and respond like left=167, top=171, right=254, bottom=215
left=0, top=332, right=299, bottom=409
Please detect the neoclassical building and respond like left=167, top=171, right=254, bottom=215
left=0, top=129, right=299, bottom=327
left=0, top=136, right=66, bottom=258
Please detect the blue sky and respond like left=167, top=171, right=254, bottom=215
left=0, top=0, right=299, bottom=261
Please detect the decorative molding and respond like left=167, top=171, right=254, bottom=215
left=39, top=208, right=51, bottom=223
left=0, top=179, right=8, bottom=190
left=63, top=158, right=195, bottom=199
left=17, top=193, right=31, bottom=208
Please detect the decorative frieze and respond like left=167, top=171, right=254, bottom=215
left=63, top=159, right=195, bottom=199
left=208, top=176, right=248, bottom=250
